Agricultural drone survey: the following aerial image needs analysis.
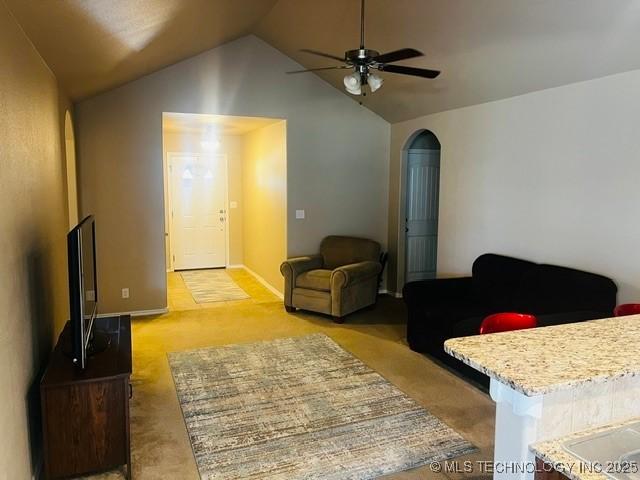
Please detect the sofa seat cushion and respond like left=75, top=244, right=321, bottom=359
left=424, top=300, right=490, bottom=330
left=295, top=269, right=332, bottom=291
left=535, top=311, right=609, bottom=327
left=449, top=316, right=486, bottom=338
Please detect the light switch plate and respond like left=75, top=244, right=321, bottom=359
left=295, top=209, right=305, bottom=219
left=230, top=201, right=238, bottom=209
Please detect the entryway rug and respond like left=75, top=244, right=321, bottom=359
left=180, top=269, right=250, bottom=303
left=168, top=333, right=476, bottom=480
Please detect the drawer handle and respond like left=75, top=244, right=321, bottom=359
left=129, top=383, right=133, bottom=399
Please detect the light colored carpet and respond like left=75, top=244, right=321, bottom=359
left=168, top=333, right=476, bottom=480
left=180, top=269, right=250, bottom=303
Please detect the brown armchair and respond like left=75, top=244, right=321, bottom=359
left=280, top=236, right=382, bottom=322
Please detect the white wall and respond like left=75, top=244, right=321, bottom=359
left=389, top=69, right=640, bottom=302
left=75, top=35, right=390, bottom=313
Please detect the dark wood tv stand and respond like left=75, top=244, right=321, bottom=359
left=41, top=315, right=132, bottom=479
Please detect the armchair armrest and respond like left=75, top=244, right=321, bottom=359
left=331, top=261, right=382, bottom=289
left=280, top=254, right=323, bottom=277
left=402, top=277, right=473, bottom=308
left=280, top=254, right=323, bottom=307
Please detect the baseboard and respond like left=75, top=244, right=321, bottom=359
left=97, top=307, right=169, bottom=318
left=226, top=264, right=244, bottom=269
left=240, top=265, right=284, bottom=300
left=378, top=289, right=403, bottom=298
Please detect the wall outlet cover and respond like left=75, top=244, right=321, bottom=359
left=122, top=288, right=130, bottom=299
left=230, top=201, right=238, bottom=209
left=295, top=209, right=305, bottom=219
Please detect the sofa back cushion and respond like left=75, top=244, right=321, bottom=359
left=472, top=254, right=537, bottom=310
left=320, top=236, right=381, bottom=270
left=514, top=264, right=617, bottom=315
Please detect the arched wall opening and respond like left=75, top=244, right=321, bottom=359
left=397, top=129, right=442, bottom=288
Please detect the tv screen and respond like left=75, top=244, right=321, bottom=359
left=68, top=215, right=98, bottom=369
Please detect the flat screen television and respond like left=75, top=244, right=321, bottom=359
left=68, top=215, right=108, bottom=369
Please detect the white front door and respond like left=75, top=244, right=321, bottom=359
left=170, top=154, right=227, bottom=270
left=405, top=149, right=441, bottom=282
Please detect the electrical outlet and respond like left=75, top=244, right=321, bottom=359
left=121, top=288, right=130, bottom=299
left=295, top=209, right=305, bottom=219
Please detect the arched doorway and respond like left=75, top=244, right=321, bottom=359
left=64, top=111, right=79, bottom=227
left=403, top=130, right=441, bottom=283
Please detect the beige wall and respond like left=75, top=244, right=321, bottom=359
left=388, top=69, right=640, bottom=302
left=0, top=3, right=71, bottom=477
left=162, top=130, right=244, bottom=267
left=75, top=35, right=390, bottom=313
left=64, top=111, right=79, bottom=227
left=242, top=121, right=287, bottom=293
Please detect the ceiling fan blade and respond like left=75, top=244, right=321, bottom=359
left=300, top=49, right=345, bottom=62
left=373, top=48, right=423, bottom=64
left=286, top=66, right=348, bottom=74
left=379, top=64, right=440, bottom=79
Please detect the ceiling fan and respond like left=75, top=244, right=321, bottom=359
left=286, top=0, right=441, bottom=96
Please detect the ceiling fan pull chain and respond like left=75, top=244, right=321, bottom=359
left=360, top=0, right=366, bottom=49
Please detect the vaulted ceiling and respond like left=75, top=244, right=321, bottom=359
left=8, top=0, right=640, bottom=122
left=6, top=0, right=279, bottom=100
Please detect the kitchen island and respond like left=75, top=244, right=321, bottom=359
left=531, top=418, right=640, bottom=480
left=444, top=314, right=640, bottom=480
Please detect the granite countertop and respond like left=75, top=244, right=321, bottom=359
left=444, top=314, right=640, bottom=397
left=530, top=418, right=640, bottom=480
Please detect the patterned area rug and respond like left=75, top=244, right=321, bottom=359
left=180, top=269, right=250, bottom=303
left=168, top=334, right=476, bottom=480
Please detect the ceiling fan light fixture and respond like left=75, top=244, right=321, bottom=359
left=293, top=0, right=440, bottom=94
left=343, top=72, right=362, bottom=95
left=367, top=73, right=383, bottom=93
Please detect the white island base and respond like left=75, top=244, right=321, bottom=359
left=490, top=376, right=640, bottom=480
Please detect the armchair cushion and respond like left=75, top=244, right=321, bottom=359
left=320, top=236, right=381, bottom=270
left=331, top=261, right=382, bottom=289
left=296, top=269, right=332, bottom=292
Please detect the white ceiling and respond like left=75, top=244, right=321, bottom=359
left=163, top=113, right=282, bottom=136
left=8, top=0, right=640, bottom=122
